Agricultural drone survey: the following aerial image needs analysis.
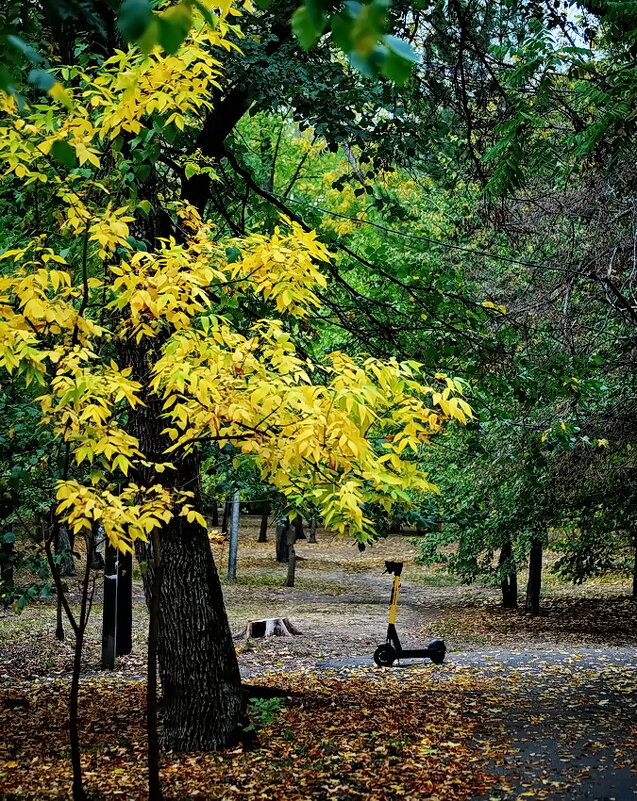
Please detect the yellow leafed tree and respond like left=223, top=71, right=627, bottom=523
left=0, top=0, right=471, bottom=754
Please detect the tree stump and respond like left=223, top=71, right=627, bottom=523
left=233, top=617, right=303, bottom=640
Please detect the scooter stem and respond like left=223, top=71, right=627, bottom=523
left=388, top=573, right=401, bottom=625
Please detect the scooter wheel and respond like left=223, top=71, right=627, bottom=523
left=373, top=644, right=397, bottom=667
left=428, top=638, right=446, bottom=665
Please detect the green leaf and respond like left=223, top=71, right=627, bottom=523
left=118, top=0, right=153, bottom=42
left=158, top=3, right=193, bottom=55
left=6, top=35, right=43, bottom=65
left=0, top=66, right=16, bottom=95
left=138, top=199, right=152, bottom=217
left=331, top=12, right=353, bottom=52
left=27, top=69, right=55, bottom=92
left=384, top=35, right=418, bottom=63
left=292, top=6, right=323, bottom=50
left=184, top=163, right=198, bottom=179
left=50, top=140, right=78, bottom=169
left=380, top=49, right=413, bottom=85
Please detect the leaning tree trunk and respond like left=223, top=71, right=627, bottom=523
left=499, top=540, right=518, bottom=609
left=525, top=536, right=543, bottom=615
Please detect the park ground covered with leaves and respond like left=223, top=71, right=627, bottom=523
left=2, top=530, right=637, bottom=800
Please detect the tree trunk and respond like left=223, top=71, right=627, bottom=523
left=147, top=528, right=164, bottom=801
left=285, top=522, right=296, bottom=587
left=119, top=337, right=244, bottom=752
left=308, top=520, right=317, bottom=544
left=276, top=518, right=290, bottom=563
left=525, top=536, right=543, bottom=615
left=116, top=549, right=133, bottom=656
left=158, top=514, right=244, bottom=750
left=293, top=515, right=306, bottom=540
left=258, top=505, right=269, bottom=543
left=632, top=538, right=637, bottom=600
left=54, top=523, right=76, bottom=577
left=221, top=500, right=231, bottom=534
left=210, top=501, right=219, bottom=528
left=499, top=540, right=518, bottom=608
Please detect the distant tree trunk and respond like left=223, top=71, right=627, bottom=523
left=210, top=501, right=219, bottom=528
left=525, top=536, right=543, bottom=614
left=293, top=516, right=306, bottom=540
left=276, top=518, right=290, bottom=563
left=1, top=530, right=14, bottom=588
left=55, top=523, right=76, bottom=577
left=90, top=525, right=105, bottom=570
left=499, top=540, right=518, bottom=608
left=285, top=523, right=297, bottom=587
left=221, top=500, right=231, bottom=534
left=102, top=541, right=118, bottom=668
left=309, top=520, right=317, bottom=544
left=258, top=505, right=269, bottom=543
left=117, top=549, right=133, bottom=656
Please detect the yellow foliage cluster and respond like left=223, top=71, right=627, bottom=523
left=0, top=1, right=473, bottom=551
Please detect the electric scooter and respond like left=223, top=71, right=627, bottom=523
left=373, top=560, right=446, bottom=667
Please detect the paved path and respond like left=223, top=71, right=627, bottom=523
left=318, top=648, right=637, bottom=801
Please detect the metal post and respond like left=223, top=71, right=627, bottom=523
left=227, top=488, right=240, bottom=582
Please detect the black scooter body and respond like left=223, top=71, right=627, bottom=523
left=373, top=561, right=446, bottom=667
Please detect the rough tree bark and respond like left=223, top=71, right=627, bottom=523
left=120, top=335, right=244, bottom=751
left=525, top=536, right=543, bottom=615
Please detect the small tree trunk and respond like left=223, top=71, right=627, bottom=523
left=499, top=540, right=518, bottom=608
left=258, top=505, right=269, bottom=543
left=210, top=501, right=219, bottom=528
left=308, top=520, right=317, bottom=544
left=90, top=525, right=105, bottom=570
left=227, top=489, right=239, bottom=583
left=56, top=594, right=65, bottom=641
left=276, top=518, right=290, bottom=563
left=632, top=538, right=637, bottom=600
left=525, top=536, right=543, bottom=615
left=285, top=523, right=296, bottom=587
